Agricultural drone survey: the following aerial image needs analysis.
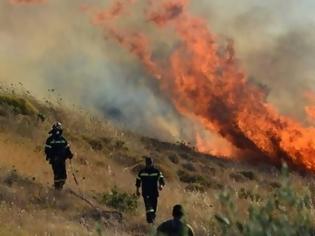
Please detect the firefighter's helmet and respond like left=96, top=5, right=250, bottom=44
left=52, top=121, right=63, bottom=131
left=49, top=121, right=63, bottom=135
left=144, top=156, right=153, bottom=166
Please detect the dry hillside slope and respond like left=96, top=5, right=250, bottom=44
left=0, top=88, right=315, bottom=235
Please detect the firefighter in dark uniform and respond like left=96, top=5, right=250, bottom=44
left=136, top=157, right=165, bottom=224
left=156, top=204, right=194, bottom=236
left=44, top=122, right=73, bottom=190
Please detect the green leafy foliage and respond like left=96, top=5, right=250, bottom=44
left=214, top=164, right=315, bottom=236
left=102, top=186, right=138, bottom=213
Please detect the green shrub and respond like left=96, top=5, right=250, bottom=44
left=168, top=154, right=179, bottom=164
left=239, top=171, right=255, bottom=180
left=0, top=94, right=38, bottom=115
left=182, top=162, right=196, bottom=172
left=177, top=169, right=202, bottom=183
left=102, top=186, right=138, bottom=213
left=238, top=188, right=262, bottom=202
left=82, top=136, right=103, bottom=151
left=214, top=163, right=315, bottom=236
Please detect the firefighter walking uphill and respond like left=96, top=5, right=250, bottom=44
left=44, top=122, right=73, bottom=190
left=136, top=156, right=165, bottom=224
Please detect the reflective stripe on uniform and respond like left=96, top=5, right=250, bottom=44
left=187, top=224, right=193, bottom=230
left=54, top=179, right=66, bottom=183
left=146, top=208, right=155, bottom=213
left=45, top=144, right=52, bottom=148
left=187, top=224, right=194, bottom=234
left=140, top=173, right=159, bottom=177
left=50, top=140, right=66, bottom=144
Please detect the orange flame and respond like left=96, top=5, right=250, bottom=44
left=305, top=106, right=315, bottom=121
left=195, top=133, right=235, bottom=158
left=88, top=0, right=315, bottom=171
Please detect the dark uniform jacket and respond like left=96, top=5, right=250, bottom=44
left=156, top=219, right=194, bottom=236
left=136, top=166, right=165, bottom=197
left=45, top=134, right=72, bottom=161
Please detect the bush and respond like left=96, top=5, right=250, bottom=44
left=102, top=186, right=138, bottom=213
left=182, top=162, right=196, bottom=172
left=239, top=171, right=255, bottom=180
left=238, top=188, right=262, bottom=202
left=229, top=173, right=247, bottom=182
left=82, top=136, right=103, bottom=151
left=214, top=164, right=315, bottom=236
left=177, top=169, right=203, bottom=184
left=0, top=94, right=38, bottom=115
left=168, top=154, right=179, bottom=164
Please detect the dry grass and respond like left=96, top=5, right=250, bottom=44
left=0, top=90, right=314, bottom=235
left=0, top=94, right=38, bottom=116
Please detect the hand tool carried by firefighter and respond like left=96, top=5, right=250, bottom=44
left=69, top=159, right=79, bottom=186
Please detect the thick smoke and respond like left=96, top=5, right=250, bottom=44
left=191, top=0, right=315, bottom=121
left=9, top=0, right=45, bottom=4
left=89, top=0, right=315, bottom=171
left=0, top=0, right=186, bottom=140
left=1, top=0, right=315, bottom=154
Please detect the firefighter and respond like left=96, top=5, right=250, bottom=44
left=136, top=156, right=165, bottom=224
left=156, top=204, right=194, bottom=236
left=44, top=122, right=73, bottom=190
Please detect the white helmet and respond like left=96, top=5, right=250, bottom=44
left=52, top=121, right=63, bottom=131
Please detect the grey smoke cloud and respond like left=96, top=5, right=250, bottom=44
left=0, top=0, right=185, bottom=140
left=192, top=0, right=315, bottom=121
left=1, top=0, right=314, bottom=145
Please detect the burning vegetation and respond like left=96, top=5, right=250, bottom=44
left=87, top=0, right=315, bottom=171
left=5, top=0, right=315, bottom=172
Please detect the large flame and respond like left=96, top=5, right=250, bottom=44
left=87, top=0, right=315, bottom=171
left=9, top=0, right=315, bottom=170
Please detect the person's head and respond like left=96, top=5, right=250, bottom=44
left=49, top=121, right=63, bottom=136
left=172, top=204, right=184, bottom=219
left=144, top=156, right=153, bottom=168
